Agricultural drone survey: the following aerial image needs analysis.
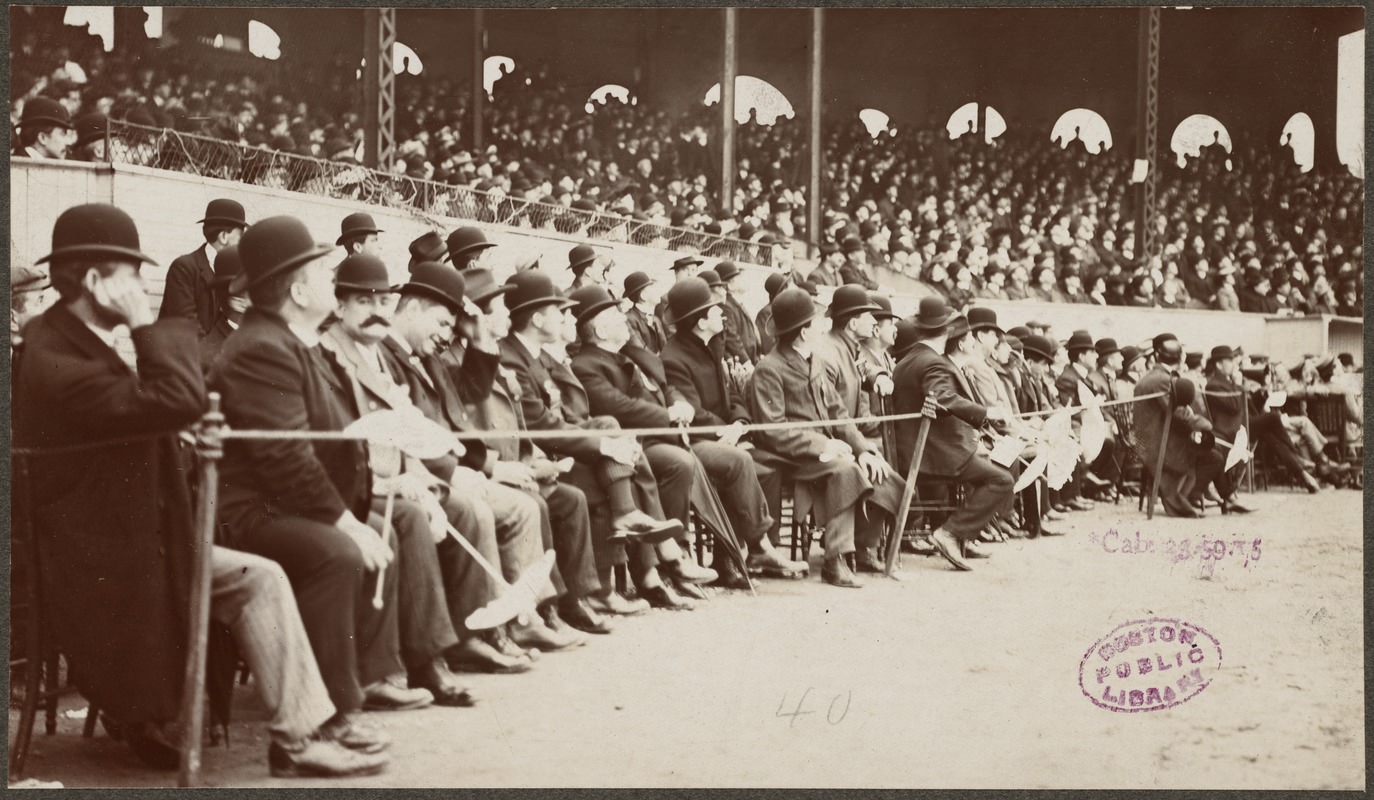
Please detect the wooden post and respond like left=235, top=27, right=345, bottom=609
left=472, top=9, right=485, bottom=153
left=885, top=396, right=938, bottom=577
left=1145, top=387, right=1173, bottom=521
left=720, top=8, right=737, bottom=212
left=807, top=8, right=823, bottom=260
left=178, top=393, right=224, bottom=788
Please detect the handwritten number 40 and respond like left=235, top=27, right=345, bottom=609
left=776, top=688, right=852, bottom=726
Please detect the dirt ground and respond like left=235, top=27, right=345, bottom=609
left=9, top=487, right=1364, bottom=790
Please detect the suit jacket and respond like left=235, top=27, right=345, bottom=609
left=1204, top=372, right=1246, bottom=442
left=748, top=343, right=871, bottom=463
left=160, top=245, right=218, bottom=336
left=813, top=329, right=881, bottom=436
left=1056, top=363, right=1095, bottom=407
left=626, top=305, right=666, bottom=355
left=14, top=306, right=203, bottom=726
left=1133, top=364, right=1212, bottom=474
left=755, top=305, right=776, bottom=356
left=839, top=261, right=878, bottom=290
left=892, top=342, right=989, bottom=476
left=721, top=292, right=759, bottom=364
left=198, top=317, right=236, bottom=376
left=808, top=263, right=843, bottom=288
left=661, top=330, right=750, bottom=429
left=570, top=343, right=676, bottom=444
left=1087, top=367, right=1117, bottom=401
left=474, top=366, right=536, bottom=463
left=378, top=334, right=493, bottom=478
left=498, top=334, right=607, bottom=462
left=212, top=308, right=370, bottom=531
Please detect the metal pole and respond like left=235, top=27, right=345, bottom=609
left=472, top=9, right=485, bottom=153
left=1132, top=6, right=1160, bottom=262
left=807, top=8, right=823, bottom=261
left=720, top=8, right=737, bottom=215
left=178, top=394, right=224, bottom=787
left=363, top=9, right=380, bottom=169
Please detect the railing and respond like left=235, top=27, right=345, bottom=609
left=103, top=120, right=773, bottom=265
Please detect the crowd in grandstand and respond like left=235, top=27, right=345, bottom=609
left=11, top=11, right=1365, bottom=317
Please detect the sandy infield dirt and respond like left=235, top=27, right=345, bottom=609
left=10, top=487, right=1364, bottom=789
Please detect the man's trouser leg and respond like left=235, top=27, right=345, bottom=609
left=940, top=456, right=1014, bottom=541
left=437, top=493, right=502, bottom=640
left=211, top=546, right=336, bottom=744
left=485, top=481, right=556, bottom=606
left=538, top=482, right=601, bottom=599
left=369, top=497, right=460, bottom=673
left=692, top=440, right=771, bottom=546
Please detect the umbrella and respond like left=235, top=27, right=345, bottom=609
left=1225, top=427, right=1251, bottom=471
left=680, top=430, right=755, bottom=595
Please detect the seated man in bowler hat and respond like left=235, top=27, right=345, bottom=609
left=338, top=212, right=384, bottom=257
left=15, top=96, right=74, bottom=159
left=16, top=205, right=386, bottom=777
left=160, top=198, right=250, bottom=336
left=623, top=270, right=667, bottom=355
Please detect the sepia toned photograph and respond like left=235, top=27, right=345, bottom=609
left=6, top=4, right=1366, bottom=789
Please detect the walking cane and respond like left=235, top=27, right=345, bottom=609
left=371, top=490, right=396, bottom=610
left=179, top=394, right=224, bottom=788
left=1145, top=384, right=1175, bottom=521
left=443, top=522, right=556, bottom=630
left=884, top=396, right=939, bottom=577
left=1242, top=386, right=1255, bottom=494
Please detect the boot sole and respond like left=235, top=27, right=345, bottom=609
left=270, top=759, right=389, bottom=778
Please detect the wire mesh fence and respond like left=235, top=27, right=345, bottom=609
left=104, top=120, right=774, bottom=266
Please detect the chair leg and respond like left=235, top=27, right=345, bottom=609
left=83, top=704, right=101, bottom=738
left=9, top=601, right=43, bottom=779
left=43, top=650, right=60, bottom=736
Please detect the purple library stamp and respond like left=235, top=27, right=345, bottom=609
left=1078, top=617, right=1223, bottom=713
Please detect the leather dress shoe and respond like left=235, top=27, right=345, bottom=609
left=269, top=736, right=390, bottom=778
left=1044, top=508, right=1067, bottom=521
left=1035, top=526, right=1067, bottom=537
left=1082, top=471, right=1111, bottom=490
left=930, top=529, right=973, bottom=572
left=446, top=636, right=533, bottom=674
left=511, top=617, right=583, bottom=652
left=490, top=625, right=539, bottom=661
left=611, top=510, right=683, bottom=544
left=854, top=548, right=886, bottom=574
left=1066, top=498, right=1095, bottom=512
left=126, top=721, right=180, bottom=770
left=961, top=540, right=991, bottom=560
left=669, top=575, right=709, bottom=600
left=560, top=597, right=613, bottom=634
left=642, top=582, right=696, bottom=610
left=409, top=658, right=476, bottom=707
left=320, top=713, right=391, bottom=754
left=362, top=678, right=433, bottom=712
left=821, top=556, right=863, bottom=588
left=665, top=557, right=718, bottom=585
left=1051, top=502, right=1070, bottom=514
left=587, top=591, right=650, bottom=616
left=1220, top=497, right=1255, bottom=514
left=711, top=568, right=754, bottom=590
left=540, top=603, right=590, bottom=645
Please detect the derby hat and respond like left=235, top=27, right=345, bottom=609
left=402, top=261, right=466, bottom=313
left=461, top=268, right=508, bottom=306
left=504, top=269, right=577, bottom=316
left=623, top=271, right=654, bottom=303
left=870, top=293, right=899, bottom=320
left=568, top=244, right=598, bottom=274
left=36, top=203, right=156, bottom=266
left=715, top=261, right=742, bottom=282
left=408, top=231, right=447, bottom=267
left=698, top=268, right=724, bottom=289
left=769, top=287, right=821, bottom=337
left=666, top=277, right=720, bottom=326
left=213, top=245, right=244, bottom=289
left=567, top=284, right=619, bottom=326
left=671, top=255, right=704, bottom=272
left=945, top=314, right=970, bottom=341
left=892, top=319, right=922, bottom=361
left=819, top=241, right=840, bottom=256
left=1121, top=346, right=1145, bottom=370
left=1152, top=332, right=1181, bottom=354
left=828, top=284, right=882, bottom=320
left=1209, top=344, right=1237, bottom=363
left=1006, top=335, right=1024, bottom=353
left=841, top=235, right=863, bottom=254
left=763, top=272, right=790, bottom=300
left=336, top=212, right=383, bottom=246
left=196, top=198, right=249, bottom=228
left=1006, top=325, right=1032, bottom=341
left=73, top=112, right=109, bottom=150
left=913, top=295, right=956, bottom=332
left=966, top=306, right=1003, bottom=333
left=1094, top=338, right=1121, bottom=357
left=1185, top=351, right=1204, bottom=369
left=12, top=266, right=50, bottom=293
left=19, top=97, right=73, bottom=130
left=1023, top=334, right=1057, bottom=362
left=335, top=253, right=396, bottom=293
left=235, top=215, right=334, bottom=289
left=445, top=227, right=496, bottom=262
left=1065, top=330, right=1095, bottom=354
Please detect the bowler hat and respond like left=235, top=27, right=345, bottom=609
left=213, top=245, right=244, bottom=289
left=408, top=231, right=446, bottom=268
left=715, top=261, right=741, bottom=282
left=235, top=216, right=334, bottom=289
left=945, top=314, right=970, bottom=341
left=671, top=255, right=703, bottom=272
left=1006, top=325, right=1032, bottom=341
left=196, top=198, right=248, bottom=228
left=1023, top=334, right=1057, bottom=362
left=828, top=284, right=882, bottom=320
left=335, top=253, right=396, bottom=294
left=445, top=227, right=496, bottom=262
left=1185, top=351, right=1204, bottom=369
left=73, top=112, right=109, bottom=150
left=666, top=277, right=720, bottom=326
left=1065, top=330, right=1095, bottom=354
left=1152, top=332, right=1181, bottom=354
left=1006, top=335, right=1024, bottom=353
left=568, top=244, right=598, bottom=274
left=337, top=212, right=382, bottom=246
left=1121, top=346, right=1145, bottom=371
left=461, top=268, right=507, bottom=306
left=1171, top=378, right=1198, bottom=408
left=623, top=271, right=653, bottom=302
left=1094, top=338, right=1121, bottom=357
left=36, top=203, right=156, bottom=266
left=841, top=235, right=863, bottom=254
left=763, top=272, right=790, bottom=300
left=966, top=306, right=1003, bottom=333
left=504, top=269, right=576, bottom=315
left=19, top=97, right=72, bottom=130
left=913, top=295, right=956, bottom=332
left=819, top=241, right=839, bottom=256
left=870, top=293, right=899, bottom=320
left=769, top=287, right=821, bottom=337
left=698, top=268, right=723, bottom=289
left=11, top=266, right=50, bottom=293
left=402, top=262, right=466, bottom=313
left=567, top=285, right=618, bottom=326
left=892, top=319, right=922, bottom=361
left=1209, top=345, right=1237, bottom=363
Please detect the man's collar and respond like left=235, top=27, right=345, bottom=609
left=203, top=242, right=218, bottom=266
left=388, top=330, right=414, bottom=355
left=81, top=321, right=123, bottom=349
left=287, top=321, right=320, bottom=348
left=1073, top=362, right=1089, bottom=378
left=513, top=330, right=543, bottom=360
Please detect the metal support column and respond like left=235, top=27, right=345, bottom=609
left=807, top=8, right=823, bottom=259
left=362, top=8, right=396, bottom=171
left=472, top=9, right=485, bottom=152
left=720, top=8, right=737, bottom=213
left=1132, top=6, right=1160, bottom=262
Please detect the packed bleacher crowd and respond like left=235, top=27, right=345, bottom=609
left=11, top=9, right=1364, bottom=315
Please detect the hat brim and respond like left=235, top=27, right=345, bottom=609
left=507, top=295, right=578, bottom=316
left=914, top=309, right=956, bottom=332
left=242, top=241, right=336, bottom=290
left=335, top=228, right=383, bottom=246
left=569, top=257, right=597, bottom=274
left=197, top=216, right=249, bottom=228
left=36, top=243, right=157, bottom=266
left=1096, top=346, right=1121, bottom=356
left=670, top=297, right=721, bottom=325
left=401, top=282, right=464, bottom=313
left=336, top=281, right=401, bottom=294
left=574, top=298, right=619, bottom=326
left=829, top=301, right=883, bottom=320
left=772, top=305, right=820, bottom=337
left=969, top=321, right=1003, bottom=334
left=20, top=116, right=74, bottom=131
left=445, top=242, right=497, bottom=262
left=471, top=284, right=510, bottom=305
left=671, top=259, right=704, bottom=271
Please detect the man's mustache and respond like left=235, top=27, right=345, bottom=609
left=362, top=315, right=391, bottom=328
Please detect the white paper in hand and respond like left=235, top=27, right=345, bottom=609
left=989, top=435, right=1022, bottom=468
left=1225, top=427, right=1251, bottom=471
left=344, top=408, right=463, bottom=461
